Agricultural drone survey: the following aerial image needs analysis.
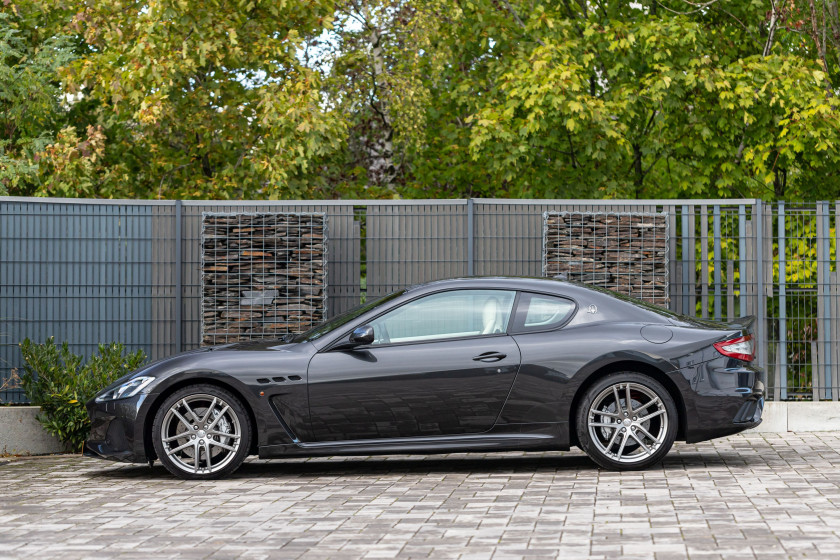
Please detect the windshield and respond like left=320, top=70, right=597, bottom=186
left=294, top=290, right=406, bottom=342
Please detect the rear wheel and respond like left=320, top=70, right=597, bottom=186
left=575, top=372, right=677, bottom=470
left=152, top=384, right=252, bottom=480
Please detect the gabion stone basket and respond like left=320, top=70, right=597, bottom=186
left=201, top=212, right=327, bottom=345
left=543, top=211, right=669, bottom=306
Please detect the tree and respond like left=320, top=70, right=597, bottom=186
left=58, top=0, right=345, bottom=200
left=458, top=1, right=840, bottom=199
left=0, top=11, right=75, bottom=196
left=3, top=0, right=840, bottom=201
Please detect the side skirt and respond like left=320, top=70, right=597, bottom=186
left=258, top=422, right=570, bottom=459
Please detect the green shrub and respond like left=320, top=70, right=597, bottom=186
left=19, top=337, right=146, bottom=452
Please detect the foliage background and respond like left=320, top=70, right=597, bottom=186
left=1, top=0, right=839, bottom=201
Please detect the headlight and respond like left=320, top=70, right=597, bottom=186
left=95, top=376, right=155, bottom=402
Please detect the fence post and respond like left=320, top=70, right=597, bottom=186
left=777, top=201, right=786, bottom=400
left=700, top=206, right=709, bottom=318
left=738, top=205, right=746, bottom=317
left=681, top=205, right=690, bottom=314
left=755, top=199, right=767, bottom=373
left=820, top=201, right=832, bottom=400
left=467, top=198, right=474, bottom=277
left=713, top=205, right=721, bottom=321
left=175, top=200, right=183, bottom=353
left=835, top=202, right=840, bottom=401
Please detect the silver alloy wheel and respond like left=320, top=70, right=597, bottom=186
left=586, top=381, right=669, bottom=464
left=159, top=393, right=242, bottom=475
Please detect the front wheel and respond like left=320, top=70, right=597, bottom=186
left=575, top=372, right=677, bottom=470
left=152, top=384, right=252, bottom=480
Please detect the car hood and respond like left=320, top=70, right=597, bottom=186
left=217, top=336, right=301, bottom=351
left=94, top=337, right=310, bottom=398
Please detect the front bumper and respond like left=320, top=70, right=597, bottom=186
left=683, top=359, right=765, bottom=443
left=84, top=393, right=153, bottom=463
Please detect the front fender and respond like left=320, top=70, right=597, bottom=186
left=141, top=369, right=267, bottom=459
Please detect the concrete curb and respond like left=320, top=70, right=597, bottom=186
left=0, top=406, right=69, bottom=456
left=0, top=453, right=78, bottom=465
left=746, top=401, right=840, bottom=433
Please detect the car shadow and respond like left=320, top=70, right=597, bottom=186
left=86, top=448, right=757, bottom=480
left=233, top=454, right=597, bottom=478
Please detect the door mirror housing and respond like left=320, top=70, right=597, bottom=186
left=331, top=325, right=375, bottom=350
left=349, top=325, right=375, bottom=346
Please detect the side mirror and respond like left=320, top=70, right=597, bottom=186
left=349, top=325, right=375, bottom=346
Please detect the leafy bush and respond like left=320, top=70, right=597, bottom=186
left=19, top=337, right=146, bottom=452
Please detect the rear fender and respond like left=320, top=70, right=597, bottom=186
left=565, top=351, right=696, bottom=443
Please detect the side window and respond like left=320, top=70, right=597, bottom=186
left=510, top=293, right=576, bottom=334
left=369, top=290, right=516, bottom=345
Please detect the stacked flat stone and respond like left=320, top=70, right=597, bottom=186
left=543, top=212, right=669, bottom=305
left=201, top=212, right=327, bottom=345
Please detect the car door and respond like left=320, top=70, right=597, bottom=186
left=306, top=289, right=522, bottom=442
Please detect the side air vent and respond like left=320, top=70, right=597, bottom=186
left=272, top=377, right=286, bottom=383
left=288, top=375, right=302, bottom=381
left=256, top=378, right=270, bottom=384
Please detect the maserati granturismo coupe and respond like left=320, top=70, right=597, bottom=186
left=85, top=277, right=764, bottom=479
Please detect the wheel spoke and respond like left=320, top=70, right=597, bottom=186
left=612, top=385, right=622, bottom=412
left=597, top=409, right=621, bottom=419
left=635, top=423, right=658, bottom=442
left=204, top=441, right=212, bottom=470
left=172, top=409, right=192, bottom=429
left=209, top=430, right=240, bottom=440
left=633, top=396, right=661, bottom=414
left=630, top=430, right=652, bottom=456
left=181, top=399, right=201, bottom=423
left=163, top=431, right=191, bottom=443
left=625, top=384, right=634, bottom=415
left=167, top=440, right=193, bottom=456
left=201, top=397, right=219, bottom=424
left=193, top=441, right=200, bottom=473
left=206, top=405, right=230, bottom=431
left=590, top=422, right=619, bottom=428
left=616, top=431, right=630, bottom=459
left=639, top=409, right=665, bottom=423
left=209, top=440, right=236, bottom=452
left=604, top=425, right=622, bottom=451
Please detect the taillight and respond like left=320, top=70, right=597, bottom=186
left=714, top=334, right=755, bottom=362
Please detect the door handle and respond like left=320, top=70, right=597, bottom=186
left=473, top=351, right=507, bottom=362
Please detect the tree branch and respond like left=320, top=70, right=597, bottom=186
left=808, top=0, right=834, bottom=92
left=502, top=0, right=546, bottom=46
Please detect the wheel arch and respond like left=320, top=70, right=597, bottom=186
left=568, top=360, right=687, bottom=448
left=143, top=375, right=260, bottom=460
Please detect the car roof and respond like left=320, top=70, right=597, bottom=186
left=407, top=276, right=591, bottom=295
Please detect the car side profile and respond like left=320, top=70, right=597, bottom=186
left=85, top=277, right=765, bottom=479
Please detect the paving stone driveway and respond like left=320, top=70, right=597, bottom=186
left=1, top=433, right=840, bottom=559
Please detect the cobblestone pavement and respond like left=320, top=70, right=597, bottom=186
left=2, top=433, right=840, bottom=559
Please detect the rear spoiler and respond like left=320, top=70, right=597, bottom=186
left=727, top=316, right=755, bottom=336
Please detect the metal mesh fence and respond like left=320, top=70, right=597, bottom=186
left=1, top=197, right=838, bottom=402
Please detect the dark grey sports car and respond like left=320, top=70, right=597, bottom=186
left=85, top=277, right=764, bottom=479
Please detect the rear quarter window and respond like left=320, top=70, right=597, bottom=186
left=510, top=293, right=576, bottom=334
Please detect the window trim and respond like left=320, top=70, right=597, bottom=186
left=508, top=291, right=578, bottom=335
left=324, top=288, right=521, bottom=351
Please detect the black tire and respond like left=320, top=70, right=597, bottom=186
left=575, top=372, right=678, bottom=471
left=152, top=384, right=252, bottom=480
